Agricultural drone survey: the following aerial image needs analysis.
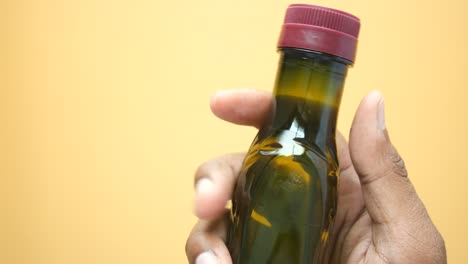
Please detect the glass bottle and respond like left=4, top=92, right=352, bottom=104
left=228, top=4, right=360, bottom=263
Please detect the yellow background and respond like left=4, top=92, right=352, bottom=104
left=1, top=0, right=467, bottom=263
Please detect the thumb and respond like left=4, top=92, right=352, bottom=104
left=349, top=91, right=422, bottom=224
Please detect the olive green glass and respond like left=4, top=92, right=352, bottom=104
left=228, top=48, right=351, bottom=263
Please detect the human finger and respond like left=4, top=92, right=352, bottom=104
left=185, top=211, right=232, bottom=264
left=194, top=153, right=244, bottom=220
left=349, top=91, right=421, bottom=224
left=210, top=89, right=272, bottom=129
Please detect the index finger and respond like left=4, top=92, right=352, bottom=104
left=210, top=89, right=273, bottom=129
left=210, top=89, right=353, bottom=174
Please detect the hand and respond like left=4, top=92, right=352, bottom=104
left=185, top=89, right=446, bottom=264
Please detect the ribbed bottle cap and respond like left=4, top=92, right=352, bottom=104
left=278, top=4, right=361, bottom=63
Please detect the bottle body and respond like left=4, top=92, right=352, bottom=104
left=228, top=48, right=350, bottom=263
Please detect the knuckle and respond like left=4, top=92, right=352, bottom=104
left=358, top=145, right=409, bottom=185
left=195, top=161, right=213, bottom=177
left=388, top=147, right=408, bottom=178
left=194, top=159, right=220, bottom=183
left=386, top=145, right=408, bottom=178
left=185, top=227, right=205, bottom=262
left=194, top=153, right=244, bottom=185
left=184, top=235, right=192, bottom=256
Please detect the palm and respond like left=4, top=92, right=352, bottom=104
left=305, top=135, right=370, bottom=263
left=328, top=138, right=373, bottom=263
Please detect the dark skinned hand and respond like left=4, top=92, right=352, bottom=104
left=186, top=89, right=446, bottom=264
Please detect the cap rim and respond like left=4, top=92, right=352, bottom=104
left=288, top=4, right=360, bottom=22
left=278, top=4, right=361, bottom=63
left=278, top=24, right=358, bottom=62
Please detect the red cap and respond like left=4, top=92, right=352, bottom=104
left=278, top=4, right=360, bottom=63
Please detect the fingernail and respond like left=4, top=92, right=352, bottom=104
left=196, top=178, right=215, bottom=195
left=377, top=95, right=386, bottom=130
left=196, top=251, right=219, bottom=264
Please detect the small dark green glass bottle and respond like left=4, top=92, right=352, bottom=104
left=228, top=4, right=360, bottom=263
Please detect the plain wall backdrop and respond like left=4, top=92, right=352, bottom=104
left=1, top=0, right=467, bottom=263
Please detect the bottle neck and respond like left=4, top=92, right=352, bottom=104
left=263, top=48, right=350, bottom=153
